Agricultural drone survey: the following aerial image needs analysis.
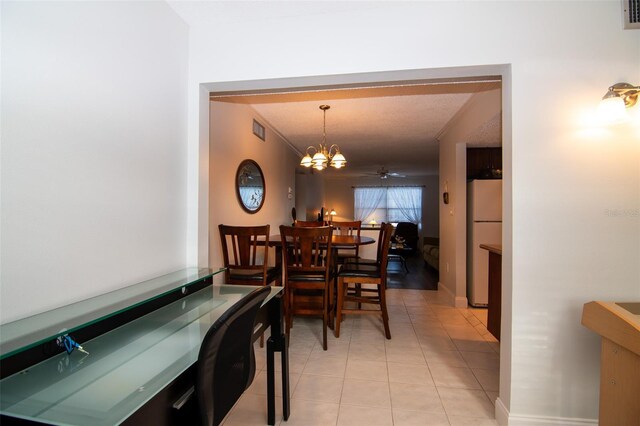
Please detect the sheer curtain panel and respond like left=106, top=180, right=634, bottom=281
left=354, top=187, right=386, bottom=223
left=388, top=187, right=422, bottom=225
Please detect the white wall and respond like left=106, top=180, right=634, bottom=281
left=172, top=1, right=640, bottom=423
left=0, top=1, right=189, bottom=323
left=208, top=102, right=297, bottom=275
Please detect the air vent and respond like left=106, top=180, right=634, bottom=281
left=623, top=0, right=640, bottom=29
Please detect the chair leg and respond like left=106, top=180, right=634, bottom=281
left=379, top=283, right=391, bottom=339
left=322, top=316, right=328, bottom=350
left=322, top=288, right=328, bottom=351
left=327, top=277, right=334, bottom=330
left=286, top=288, right=293, bottom=338
left=335, top=277, right=344, bottom=338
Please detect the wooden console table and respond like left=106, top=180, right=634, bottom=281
left=582, top=301, right=640, bottom=426
left=480, top=244, right=501, bottom=340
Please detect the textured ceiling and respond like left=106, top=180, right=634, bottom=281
left=213, top=83, right=502, bottom=177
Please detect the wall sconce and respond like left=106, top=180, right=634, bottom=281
left=598, top=82, right=639, bottom=124
left=443, top=181, right=450, bottom=205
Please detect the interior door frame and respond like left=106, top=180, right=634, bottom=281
left=198, top=64, right=513, bottom=413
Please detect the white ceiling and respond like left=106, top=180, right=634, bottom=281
left=212, top=83, right=502, bottom=177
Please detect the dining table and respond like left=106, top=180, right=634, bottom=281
left=268, top=234, right=375, bottom=250
left=267, top=234, right=376, bottom=271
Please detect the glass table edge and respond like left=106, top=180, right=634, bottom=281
left=0, top=283, right=285, bottom=426
left=0, top=267, right=227, bottom=360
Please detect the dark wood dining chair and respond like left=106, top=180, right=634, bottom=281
left=331, top=220, right=362, bottom=264
left=219, top=224, right=280, bottom=348
left=293, top=220, right=325, bottom=227
left=335, top=223, right=394, bottom=339
left=218, top=224, right=280, bottom=287
left=346, top=222, right=386, bottom=266
left=280, top=225, right=334, bottom=350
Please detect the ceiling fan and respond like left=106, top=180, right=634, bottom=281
left=365, top=166, right=406, bottom=179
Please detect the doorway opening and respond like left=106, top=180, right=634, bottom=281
left=201, top=65, right=512, bottom=418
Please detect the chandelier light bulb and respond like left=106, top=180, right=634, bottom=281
left=300, top=154, right=313, bottom=167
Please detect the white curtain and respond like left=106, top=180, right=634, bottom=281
left=354, top=187, right=386, bottom=222
left=388, top=187, right=421, bottom=224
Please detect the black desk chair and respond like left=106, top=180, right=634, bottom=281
left=196, top=286, right=270, bottom=426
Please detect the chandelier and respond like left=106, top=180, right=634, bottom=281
left=300, top=105, right=347, bottom=171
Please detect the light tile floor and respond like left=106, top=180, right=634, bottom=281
left=224, top=287, right=500, bottom=425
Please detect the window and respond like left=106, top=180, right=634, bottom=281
left=354, top=186, right=422, bottom=226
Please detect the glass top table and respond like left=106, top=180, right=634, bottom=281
left=0, top=283, right=283, bottom=426
left=0, top=268, right=225, bottom=360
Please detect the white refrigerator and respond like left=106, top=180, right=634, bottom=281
left=467, top=179, right=502, bottom=307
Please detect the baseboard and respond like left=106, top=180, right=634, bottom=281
left=495, top=397, right=509, bottom=425
left=438, top=281, right=454, bottom=303
left=495, top=398, right=597, bottom=425
left=454, top=296, right=468, bottom=308
left=437, top=282, right=468, bottom=308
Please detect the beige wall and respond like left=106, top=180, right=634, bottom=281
left=438, top=89, right=502, bottom=307
left=294, top=171, right=325, bottom=221
left=209, top=101, right=298, bottom=275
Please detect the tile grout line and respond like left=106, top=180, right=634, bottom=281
left=419, top=290, right=454, bottom=426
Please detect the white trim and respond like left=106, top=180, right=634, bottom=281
left=496, top=398, right=597, bottom=426
left=496, top=397, right=509, bottom=425
left=454, top=296, right=468, bottom=308
left=439, top=281, right=468, bottom=307
left=438, top=281, right=455, bottom=304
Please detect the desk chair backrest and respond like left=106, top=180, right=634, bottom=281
left=219, top=224, right=271, bottom=285
left=196, top=286, right=270, bottom=426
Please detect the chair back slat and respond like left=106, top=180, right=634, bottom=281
left=378, top=223, right=394, bottom=283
